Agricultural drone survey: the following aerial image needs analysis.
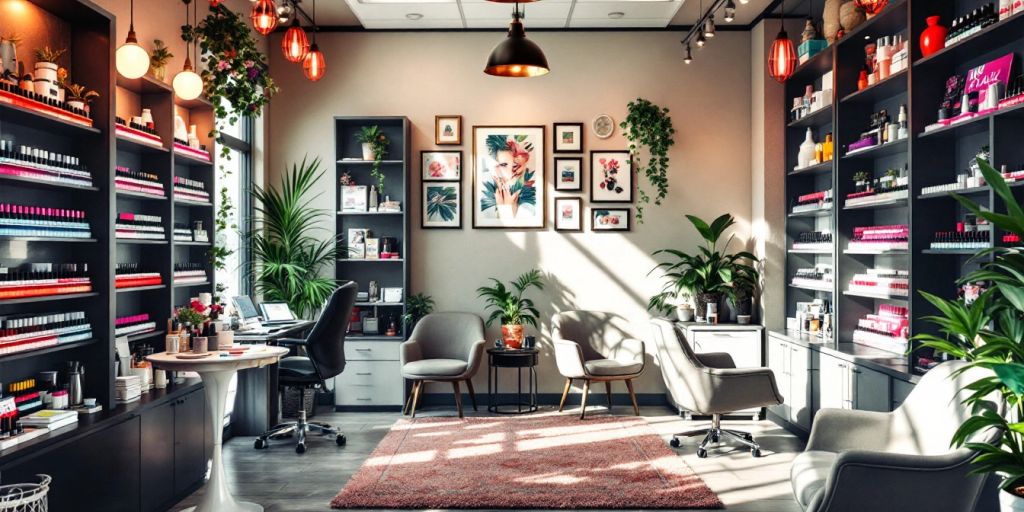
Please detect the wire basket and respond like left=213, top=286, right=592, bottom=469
left=0, top=475, right=50, bottom=512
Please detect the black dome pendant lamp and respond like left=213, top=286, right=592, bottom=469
left=484, top=2, right=549, bottom=78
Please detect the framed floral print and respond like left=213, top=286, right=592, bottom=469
left=435, top=115, right=462, bottom=145
left=422, top=151, right=462, bottom=181
left=590, top=150, right=633, bottom=203
left=554, top=156, right=583, bottom=191
left=554, top=198, right=582, bottom=232
left=591, top=208, right=631, bottom=231
left=422, top=182, right=462, bottom=229
left=472, top=125, right=546, bottom=229
left=553, top=122, right=583, bottom=153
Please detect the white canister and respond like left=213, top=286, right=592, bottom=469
left=140, top=108, right=154, bottom=127
left=154, top=370, right=168, bottom=389
left=165, top=334, right=180, bottom=354
left=193, top=336, right=208, bottom=354
left=217, top=330, right=234, bottom=350
left=198, top=292, right=213, bottom=306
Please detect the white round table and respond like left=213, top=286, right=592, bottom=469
left=148, top=345, right=289, bottom=512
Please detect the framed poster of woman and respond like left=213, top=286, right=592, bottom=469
left=471, top=126, right=546, bottom=229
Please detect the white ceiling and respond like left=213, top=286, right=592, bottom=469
left=303, top=0, right=775, bottom=30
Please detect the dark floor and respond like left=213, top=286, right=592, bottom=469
left=173, top=405, right=803, bottom=512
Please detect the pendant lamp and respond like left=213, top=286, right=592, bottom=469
left=767, top=0, right=797, bottom=83
left=683, top=44, right=693, bottom=64
left=303, top=0, right=326, bottom=81
left=115, top=0, right=150, bottom=79
left=277, top=0, right=295, bottom=24
left=251, top=0, right=278, bottom=35
left=174, top=0, right=204, bottom=100
left=484, top=3, right=549, bottom=77
left=724, top=0, right=736, bottom=22
left=282, top=19, right=309, bottom=62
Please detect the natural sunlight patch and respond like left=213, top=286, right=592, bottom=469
left=364, top=449, right=437, bottom=467
left=453, top=432, right=507, bottom=445
left=447, top=443, right=503, bottom=459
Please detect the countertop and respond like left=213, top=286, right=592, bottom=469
left=677, top=322, right=764, bottom=331
left=769, top=329, right=918, bottom=383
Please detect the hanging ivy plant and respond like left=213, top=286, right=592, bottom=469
left=620, top=98, right=676, bottom=223
left=182, top=4, right=277, bottom=138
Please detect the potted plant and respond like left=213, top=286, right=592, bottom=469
left=648, top=213, right=759, bottom=322
left=676, top=296, right=695, bottom=322
left=853, top=171, right=871, bottom=193
left=64, top=83, right=98, bottom=112
left=913, top=157, right=1024, bottom=511
left=32, top=46, right=65, bottom=100
left=355, top=125, right=389, bottom=194
left=620, top=98, right=675, bottom=223
left=477, top=269, right=544, bottom=349
left=401, top=293, right=435, bottom=331
left=149, top=39, right=173, bottom=81
left=1, top=33, right=19, bottom=75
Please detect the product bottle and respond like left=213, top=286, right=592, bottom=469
left=824, top=133, right=834, bottom=161
left=369, top=186, right=379, bottom=211
left=798, top=128, right=817, bottom=168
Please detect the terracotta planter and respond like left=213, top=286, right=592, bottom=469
left=361, top=143, right=374, bottom=161
left=920, top=16, right=947, bottom=57
left=501, top=324, right=525, bottom=349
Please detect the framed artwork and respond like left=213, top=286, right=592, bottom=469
left=435, top=115, right=462, bottom=145
left=554, top=198, right=583, bottom=232
left=553, top=122, right=584, bottom=153
left=472, top=125, right=546, bottom=229
left=421, top=151, right=462, bottom=181
left=554, top=157, right=583, bottom=191
left=422, top=182, right=462, bottom=229
left=591, top=208, right=631, bottom=232
left=341, top=185, right=368, bottom=212
left=590, top=151, right=633, bottom=203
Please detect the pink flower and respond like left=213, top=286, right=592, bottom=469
left=216, top=60, right=232, bottom=71
left=244, top=60, right=256, bottom=68
left=429, top=161, right=445, bottom=177
left=606, top=159, right=620, bottom=171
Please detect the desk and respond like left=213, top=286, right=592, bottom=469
left=232, top=321, right=314, bottom=435
left=233, top=320, right=315, bottom=343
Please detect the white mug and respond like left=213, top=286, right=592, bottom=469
left=154, top=370, right=167, bottom=389
left=217, top=330, right=234, bottom=350
left=165, top=335, right=180, bottom=354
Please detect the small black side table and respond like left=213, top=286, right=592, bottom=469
left=487, top=348, right=539, bottom=414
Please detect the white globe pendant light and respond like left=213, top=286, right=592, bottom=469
left=115, top=0, right=150, bottom=79
left=173, top=0, right=204, bottom=100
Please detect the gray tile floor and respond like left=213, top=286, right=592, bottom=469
left=174, top=406, right=804, bottom=512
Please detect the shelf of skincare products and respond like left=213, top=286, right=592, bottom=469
left=172, top=176, right=211, bottom=204
left=790, top=264, right=834, bottom=292
left=789, top=79, right=834, bottom=126
left=791, top=231, right=833, bottom=253
left=789, top=161, right=834, bottom=176
left=845, top=168, right=909, bottom=209
left=842, top=69, right=908, bottom=105
left=846, top=33, right=909, bottom=101
left=172, top=263, right=208, bottom=286
left=114, top=263, right=163, bottom=290
left=0, top=141, right=94, bottom=189
left=1004, top=233, right=1022, bottom=246
left=9, top=379, right=44, bottom=416
left=915, top=3, right=1022, bottom=69
left=852, top=304, right=909, bottom=355
left=115, top=166, right=165, bottom=199
left=114, top=115, right=164, bottom=151
left=845, top=269, right=909, bottom=299
left=790, top=299, right=834, bottom=340
left=1000, top=163, right=1024, bottom=184
left=790, top=189, right=834, bottom=216
left=115, top=213, right=165, bottom=241
left=928, top=216, right=992, bottom=251
left=172, top=141, right=212, bottom=165
left=0, top=80, right=96, bottom=132
left=846, top=225, right=909, bottom=253
left=114, top=314, right=157, bottom=339
left=922, top=57, right=1024, bottom=135
left=0, top=312, right=92, bottom=358
left=0, top=263, right=91, bottom=301
left=172, top=223, right=209, bottom=243
left=843, top=107, right=909, bottom=157
left=0, top=204, right=90, bottom=240
left=794, top=129, right=835, bottom=171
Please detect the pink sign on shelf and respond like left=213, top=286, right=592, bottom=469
left=965, top=53, right=1014, bottom=106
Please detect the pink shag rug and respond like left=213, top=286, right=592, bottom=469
left=330, top=414, right=723, bottom=509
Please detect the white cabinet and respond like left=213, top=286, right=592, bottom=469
left=817, top=352, right=891, bottom=413
left=334, top=340, right=404, bottom=407
left=767, top=335, right=812, bottom=431
left=892, top=378, right=916, bottom=411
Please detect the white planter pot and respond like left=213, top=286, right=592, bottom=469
left=361, top=142, right=374, bottom=161
left=33, top=78, right=58, bottom=99
left=67, top=100, right=85, bottom=111
left=676, top=306, right=695, bottom=322
left=34, top=62, right=57, bottom=81
left=1001, top=489, right=1024, bottom=512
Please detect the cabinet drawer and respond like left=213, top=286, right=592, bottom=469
left=689, top=330, right=762, bottom=368
left=346, top=340, right=401, bottom=361
left=335, top=361, right=404, bottom=405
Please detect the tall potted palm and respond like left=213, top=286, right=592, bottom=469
left=648, top=213, right=759, bottom=321
left=477, top=269, right=544, bottom=349
left=250, top=157, right=338, bottom=319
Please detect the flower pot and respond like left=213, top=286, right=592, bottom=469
left=1000, top=489, right=1024, bottom=511
left=361, top=142, right=374, bottom=161
left=67, top=100, right=85, bottom=111
left=0, top=40, right=17, bottom=75
left=676, top=305, right=695, bottom=323
left=695, top=293, right=721, bottom=321
left=33, top=78, right=57, bottom=99
left=33, top=62, right=57, bottom=82
left=920, top=16, right=947, bottom=57
left=737, top=315, right=752, bottom=325
left=501, top=324, right=525, bottom=349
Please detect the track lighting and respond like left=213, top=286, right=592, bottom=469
left=724, top=0, right=736, bottom=22
left=704, top=14, right=716, bottom=37
left=695, top=32, right=706, bottom=48
left=683, top=44, right=693, bottom=64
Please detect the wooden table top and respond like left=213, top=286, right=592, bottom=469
left=147, top=345, right=289, bottom=372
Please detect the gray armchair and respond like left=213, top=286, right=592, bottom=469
left=400, top=312, right=486, bottom=418
left=649, top=318, right=782, bottom=457
left=791, top=360, right=1002, bottom=512
left=552, top=311, right=646, bottom=419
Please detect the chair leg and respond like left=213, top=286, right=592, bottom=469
left=604, top=381, right=613, bottom=411
left=410, top=381, right=423, bottom=418
left=625, top=379, right=640, bottom=416
left=403, top=381, right=415, bottom=416
left=580, top=380, right=591, bottom=420
left=452, top=381, right=464, bottom=418
left=465, top=379, right=478, bottom=411
left=558, top=378, right=572, bottom=412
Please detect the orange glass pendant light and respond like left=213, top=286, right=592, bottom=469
left=302, top=0, right=325, bottom=81
left=282, top=19, right=309, bottom=62
left=251, top=0, right=278, bottom=35
left=767, top=1, right=796, bottom=83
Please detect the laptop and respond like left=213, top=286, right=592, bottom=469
left=259, top=302, right=300, bottom=326
left=231, top=296, right=263, bottom=330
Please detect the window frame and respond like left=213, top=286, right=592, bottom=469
left=218, top=116, right=254, bottom=296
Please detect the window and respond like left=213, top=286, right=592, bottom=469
left=216, top=111, right=254, bottom=299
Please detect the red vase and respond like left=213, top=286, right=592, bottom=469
left=919, top=16, right=947, bottom=57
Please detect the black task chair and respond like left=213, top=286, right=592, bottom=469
left=253, top=281, right=357, bottom=454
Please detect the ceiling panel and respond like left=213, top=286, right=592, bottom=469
left=669, top=0, right=774, bottom=26
left=462, top=1, right=573, bottom=29
left=346, top=0, right=464, bottom=27
left=570, top=0, right=683, bottom=23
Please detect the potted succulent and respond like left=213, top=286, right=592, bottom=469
left=401, top=293, right=435, bottom=331
left=355, top=125, right=389, bottom=194
left=32, top=46, right=65, bottom=99
left=148, top=39, right=173, bottom=81
left=477, top=269, right=544, bottom=349
left=648, top=213, right=759, bottom=322
left=64, top=83, right=98, bottom=112
left=853, top=171, right=871, bottom=193
left=913, top=158, right=1024, bottom=512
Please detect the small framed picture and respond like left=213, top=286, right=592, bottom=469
left=422, top=151, right=462, bottom=181
left=553, top=122, right=584, bottom=153
left=341, top=185, right=368, bottom=212
left=590, top=151, right=633, bottom=203
left=347, top=228, right=367, bottom=259
left=591, top=208, right=631, bottom=231
left=554, top=198, right=582, bottom=232
left=422, top=182, right=462, bottom=229
left=383, top=287, right=403, bottom=303
left=365, top=238, right=380, bottom=259
left=554, top=157, right=583, bottom=192
left=435, top=115, right=462, bottom=145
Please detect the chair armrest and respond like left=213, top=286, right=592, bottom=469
left=553, top=339, right=587, bottom=379
left=696, top=351, right=736, bottom=369
left=277, top=337, right=308, bottom=346
left=465, top=339, right=486, bottom=376
left=700, top=367, right=784, bottom=411
left=806, top=408, right=894, bottom=453
left=400, top=339, right=423, bottom=366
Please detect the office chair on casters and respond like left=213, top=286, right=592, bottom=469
left=253, top=282, right=357, bottom=454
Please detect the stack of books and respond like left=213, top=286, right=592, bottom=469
left=115, top=375, right=142, bottom=404
left=20, top=409, right=79, bottom=431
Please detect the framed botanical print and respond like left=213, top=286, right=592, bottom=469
left=553, top=122, right=583, bottom=153
left=472, top=125, right=546, bottom=229
left=554, top=157, right=583, bottom=191
left=435, top=115, right=462, bottom=145
left=421, top=151, right=462, bottom=181
left=590, top=151, right=633, bottom=203
left=591, top=208, right=631, bottom=231
left=554, top=198, right=582, bottom=232
left=422, top=182, right=462, bottom=229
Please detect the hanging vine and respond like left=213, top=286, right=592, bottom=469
left=620, top=98, right=676, bottom=223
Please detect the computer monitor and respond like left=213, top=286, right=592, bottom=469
left=232, top=295, right=261, bottom=324
left=260, top=302, right=296, bottom=323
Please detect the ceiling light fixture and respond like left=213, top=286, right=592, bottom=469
left=406, top=12, right=423, bottom=19
left=738, top=0, right=748, bottom=4
left=484, top=2, right=549, bottom=78
left=277, top=0, right=295, bottom=24
left=608, top=11, right=625, bottom=19
left=282, top=18, right=309, bottom=62
left=303, top=0, right=326, bottom=81
left=115, top=0, right=150, bottom=79
left=723, top=0, right=736, bottom=22
left=768, top=0, right=797, bottom=83
left=173, top=0, right=204, bottom=100
left=683, top=44, right=693, bottom=64
left=251, top=0, right=278, bottom=35
left=695, top=32, right=706, bottom=48
left=704, top=14, right=716, bottom=37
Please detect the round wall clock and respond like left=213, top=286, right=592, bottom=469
left=592, top=114, right=615, bottom=139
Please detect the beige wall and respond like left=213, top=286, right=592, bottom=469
left=266, top=31, right=754, bottom=394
